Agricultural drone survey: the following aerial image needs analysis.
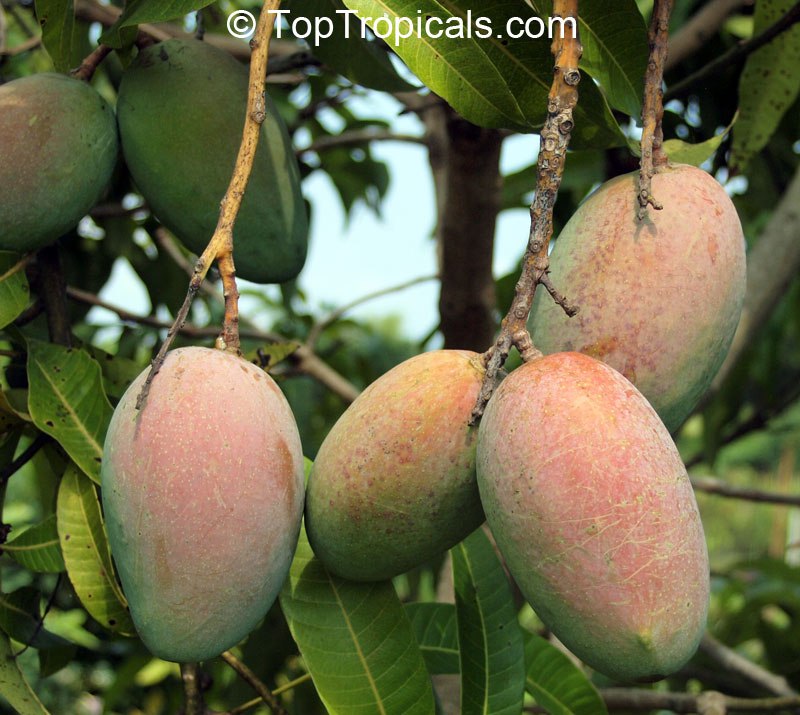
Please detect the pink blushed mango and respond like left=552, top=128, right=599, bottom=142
left=477, top=352, right=709, bottom=682
left=305, top=350, right=486, bottom=581
left=101, top=347, right=304, bottom=662
left=530, top=164, right=746, bottom=431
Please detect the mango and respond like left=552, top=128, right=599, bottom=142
left=0, top=73, right=118, bottom=252
left=101, top=347, right=304, bottom=662
left=529, top=164, right=746, bottom=431
left=116, top=39, right=308, bottom=284
left=305, top=350, right=486, bottom=581
left=477, top=352, right=708, bottom=682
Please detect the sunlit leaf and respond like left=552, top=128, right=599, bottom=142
left=280, top=525, right=435, bottom=714
left=663, top=112, right=737, bottom=166
left=27, top=339, right=113, bottom=484
left=4, top=515, right=65, bottom=573
left=453, top=529, right=526, bottom=715
left=0, top=628, right=50, bottom=715
left=56, top=465, right=135, bottom=635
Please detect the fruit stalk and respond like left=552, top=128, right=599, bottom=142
left=136, top=0, right=282, bottom=410
left=470, top=0, right=582, bottom=423
left=638, top=0, right=674, bottom=219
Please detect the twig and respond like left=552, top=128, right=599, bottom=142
left=180, top=663, right=205, bottom=715
left=691, top=475, right=800, bottom=507
left=596, top=687, right=800, bottom=713
left=637, top=0, right=673, bottom=220
left=136, top=0, right=282, bottom=410
left=227, top=673, right=313, bottom=715
left=65, top=286, right=361, bottom=404
left=0, top=252, right=34, bottom=283
left=299, top=129, right=427, bottom=155
left=664, top=1, right=800, bottom=101
left=470, top=0, right=581, bottom=422
left=70, top=43, right=112, bottom=81
left=0, top=35, right=41, bottom=57
left=700, top=632, right=797, bottom=697
left=268, top=49, right=321, bottom=75
left=220, top=651, right=287, bottom=715
left=0, top=433, right=51, bottom=488
left=306, top=274, right=438, bottom=349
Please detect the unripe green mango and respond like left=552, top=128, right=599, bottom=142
left=0, top=73, right=118, bottom=251
left=116, top=39, right=308, bottom=284
left=477, top=352, right=709, bottom=682
left=306, top=350, right=486, bottom=581
left=529, top=163, right=746, bottom=431
left=101, top=347, right=305, bottom=662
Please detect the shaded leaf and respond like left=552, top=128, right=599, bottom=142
left=280, top=525, right=435, bottom=715
left=284, top=0, right=417, bottom=92
left=34, top=0, right=75, bottom=72
left=38, top=644, right=78, bottom=678
left=0, top=587, right=71, bottom=650
left=453, top=529, right=526, bottom=715
left=730, top=0, right=800, bottom=173
left=246, top=342, right=302, bottom=371
left=524, top=631, right=607, bottom=715
left=340, top=0, right=625, bottom=148
left=82, top=345, right=143, bottom=401
left=0, top=252, right=30, bottom=330
left=100, top=0, right=213, bottom=46
left=406, top=602, right=459, bottom=674
left=4, top=515, right=66, bottom=573
left=533, top=0, right=648, bottom=117
left=0, top=628, right=50, bottom=715
left=27, top=339, right=113, bottom=484
left=56, top=465, right=134, bottom=635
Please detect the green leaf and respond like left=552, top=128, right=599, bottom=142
left=100, top=0, right=214, bottom=46
left=280, top=525, right=436, bottom=715
left=452, top=529, right=526, bottom=715
left=524, top=632, right=607, bottom=715
left=284, top=0, right=417, bottom=92
left=81, top=345, right=143, bottom=401
left=27, top=339, right=113, bottom=484
left=56, top=465, right=135, bottom=635
left=730, top=0, right=800, bottom=173
left=0, top=253, right=30, bottom=330
left=243, top=342, right=302, bottom=372
left=663, top=113, right=737, bottom=166
left=340, top=0, right=625, bottom=148
left=0, top=588, right=71, bottom=650
left=0, top=629, right=50, bottom=715
left=4, top=515, right=66, bottom=573
left=34, top=0, right=77, bottom=72
left=406, top=602, right=459, bottom=675
left=533, top=0, right=648, bottom=117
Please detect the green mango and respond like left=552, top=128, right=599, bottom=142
left=117, top=39, right=308, bottom=284
left=0, top=73, right=118, bottom=252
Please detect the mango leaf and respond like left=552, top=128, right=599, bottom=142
left=56, top=465, right=135, bottom=635
left=524, top=632, right=607, bottom=715
left=0, top=587, right=71, bottom=650
left=0, top=628, right=50, bottom=715
left=284, top=0, right=416, bottom=91
left=663, top=112, right=737, bottom=167
left=340, top=0, right=625, bottom=148
left=280, top=525, right=436, bottom=715
left=533, top=0, right=648, bottom=117
left=34, top=0, right=75, bottom=72
left=0, top=252, right=30, bottom=330
left=244, top=341, right=302, bottom=372
left=82, top=345, right=143, bottom=401
left=100, top=0, right=214, bottom=47
left=27, top=339, right=113, bottom=484
left=3, top=515, right=66, bottom=573
left=406, top=602, right=459, bottom=675
left=730, top=0, right=800, bottom=173
left=452, top=529, right=526, bottom=715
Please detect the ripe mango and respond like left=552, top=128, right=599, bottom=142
left=0, top=73, right=118, bottom=252
left=305, top=350, right=486, bottom=581
left=530, top=164, right=746, bottom=431
left=101, top=347, right=304, bottom=662
left=116, top=39, right=308, bottom=284
left=477, top=352, right=709, bottom=682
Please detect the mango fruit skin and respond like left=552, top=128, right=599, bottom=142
left=0, top=73, right=118, bottom=252
left=477, top=352, right=709, bottom=682
left=306, top=350, right=486, bottom=581
left=529, top=164, right=746, bottom=431
left=101, top=347, right=304, bottom=662
left=116, top=39, right=308, bottom=284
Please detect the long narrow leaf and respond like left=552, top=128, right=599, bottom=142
left=0, top=628, right=50, bottom=715
left=406, top=602, right=459, bottom=675
left=4, top=515, right=66, bottom=573
left=0, top=252, right=30, bottom=330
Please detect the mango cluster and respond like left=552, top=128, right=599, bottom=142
left=304, top=165, right=746, bottom=682
left=1, top=39, right=308, bottom=285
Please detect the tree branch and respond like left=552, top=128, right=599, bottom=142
left=180, top=663, right=205, bottom=715
left=664, top=1, right=800, bottom=101
left=471, top=0, right=582, bottom=421
left=299, top=129, right=427, bottom=156
left=691, top=475, right=800, bottom=506
left=0, top=433, right=51, bottom=488
left=0, top=35, right=41, bottom=57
